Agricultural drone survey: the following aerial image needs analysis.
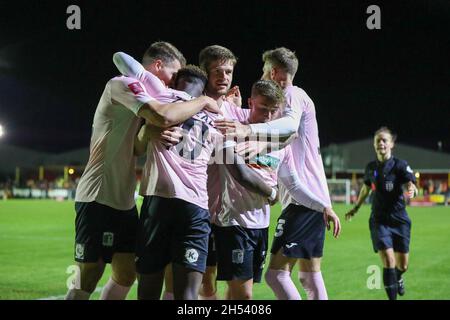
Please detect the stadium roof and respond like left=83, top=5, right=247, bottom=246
left=1, top=139, right=449, bottom=175
left=323, top=138, right=450, bottom=172
left=0, top=144, right=89, bottom=173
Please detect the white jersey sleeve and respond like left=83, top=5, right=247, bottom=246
left=249, top=86, right=304, bottom=137
left=113, top=52, right=146, bottom=79
left=277, top=146, right=327, bottom=212
left=109, top=77, right=155, bottom=115
left=113, top=52, right=166, bottom=97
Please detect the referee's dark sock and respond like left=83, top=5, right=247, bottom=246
left=383, top=268, right=398, bottom=300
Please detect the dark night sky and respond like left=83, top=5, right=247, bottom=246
left=0, top=0, right=449, bottom=153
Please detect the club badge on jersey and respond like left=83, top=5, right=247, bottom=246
left=385, top=181, right=394, bottom=192
left=128, top=82, right=144, bottom=95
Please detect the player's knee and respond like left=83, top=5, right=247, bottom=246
left=113, top=271, right=136, bottom=287
left=79, top=263, right=105, bottom=293
left=200, top=282, right=216, bottom=296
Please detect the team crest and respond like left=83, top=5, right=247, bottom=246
left=75, top=243, right=84, bottom=260
left=232, top=249, right=244, bottom=264
left=102, top=232, right=114, bottom=247
left=185, top=248, right=199, bottom=264
left=385, top=181, right=394, bottom=192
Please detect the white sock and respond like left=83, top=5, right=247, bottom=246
left=99, top=278, right=131, bottom=300
left=65, top=288, right=91, bottom=300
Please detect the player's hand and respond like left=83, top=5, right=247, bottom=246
left=201, top=96, right=222, bottom=115
left=268, top=187, right=279, bottom=206
left=235, top=140, right=270, bottom=161
left=159, top=126, right=183, bottom=148
left=214, top=119, right=251, bottom=139
left=323, top=207, right=341, bottom=238
left=406, top=182, right=418, bottom=199
left=345, top=207, right=358, bottom=221
left=225, top=86, right=242, bottom=107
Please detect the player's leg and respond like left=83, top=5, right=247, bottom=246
left=298, top=258, right=328, bottom=300
left=66, top=260, right=106, bottom=300
left=215, top=226, right=258, bottom=300
left=370, top=217, right=398, bottom=300
left=172, top=263, right=204, bottom=300
left=66, top=202, right=107, bottom=300
left=393, top=212, right=411, bottom=296
left=100, top=253, right=136, bottom=300
left=171, top=198, right=210, bottom=300
left=265, top=250, right=299, bottom=299
left=227, top=279, right=254, bottom=300
left=162, top=264, right=174, bottom=300
left=137, top=270, right=166, bottom=300
left=264, top=205, right=303, bottom=300
left=379, top=248, right=398, bottom=300
left=101, top=206, right=139, bottom=300
left=395, top=252, right=409, bottom=296
left=199, top=228, right=218, bottom=299
left=297, top=209, right=327, bottom=301
left=199, top=266, right=218, bottom=299
left=135, top=196, right=172, bottom=300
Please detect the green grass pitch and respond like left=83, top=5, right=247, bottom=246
left=0, top=199, right=449, bottom=300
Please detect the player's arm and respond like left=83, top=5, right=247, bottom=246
left=113, top=52, right=146, bottom=80
left=137, top=95, right=220, bottom=128
left=399, top=161, right=418, bottom=198
left=134, top=123, right=183, bottom=156
left=110, top=77, right=221, bottom=128
left=235, top=132, right=298, bottom=160
left=134, top=123, right=150, bottom=156
left=345, top=184, right=371, bottom=221
left=215, top=92, right=304, bottom=139
left=277, top=150, right=340, bottom=237
left=221, top=144, right=277, bottom=202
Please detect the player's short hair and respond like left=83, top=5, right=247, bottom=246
left=374, top=126, right=397, bottom=142
left=262, top=47, right=299, bottom=77
left=251, top=80, right=285, bottom=106
left=142, top=41, right=186, bottom=67
left=174, top=64, right=208, bottom=88
left=199, top=45, right=238, bottom=73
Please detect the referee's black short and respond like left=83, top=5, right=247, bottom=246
left=369, top=210, right=411, bottom=253
left=74, top=201, right=138, bottom=264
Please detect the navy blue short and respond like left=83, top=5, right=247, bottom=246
left=271, top=204, right=325, bottom=259
left=369, top=210, right=411, bottom=253
left=214, top=225, right=268, bottom=283
left=74, top=201, right=138, bottom=264
left=136, top=196, right=211, bottom=274
left=206, top=224, right=217, bottom=267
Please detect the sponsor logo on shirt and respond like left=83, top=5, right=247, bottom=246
left=128, top=82, right=144, bottom=95
left=252, top=155, right=280, bottom=169
left=185, top=248, right=199, bottom=264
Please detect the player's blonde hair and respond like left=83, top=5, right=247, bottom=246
left=262, top=47, right=299, bottom=77
left=251, top=80, right=285, bottom=106
left=374, top=126, right=397, bottom=143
